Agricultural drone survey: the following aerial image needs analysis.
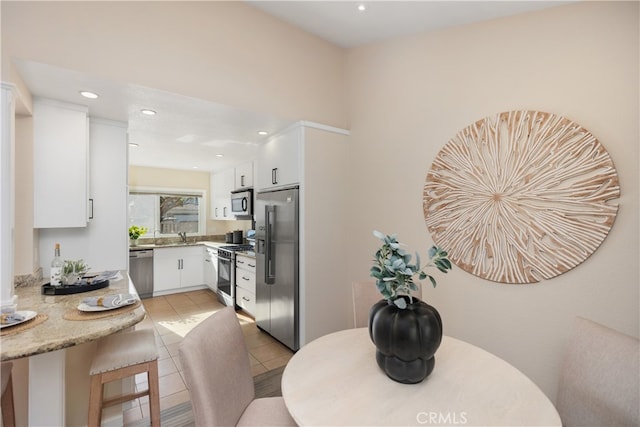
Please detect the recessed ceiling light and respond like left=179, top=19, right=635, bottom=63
left=128, top=142, right=139, bottom=147
left=257, top=130, right=268, bottom=136
left=215, top=154, right=224, bottom=158
left=79, top=91, right=99, bottom=99
left=357, top=4, right=366, bottom=12
left=140, top=109, right=156, bottom=116
left=192, top=166, right=199, bottom=169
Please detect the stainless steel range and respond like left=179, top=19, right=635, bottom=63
left=216, top=244, right=254, bottom=307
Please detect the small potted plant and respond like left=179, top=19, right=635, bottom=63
left=368, top=230, right=452, bottom=384
left=128, top=225, right=148, bottom=247
left=61, top=259, right=89, bottom=285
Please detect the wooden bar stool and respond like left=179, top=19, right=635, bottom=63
left=1, top=362, right=16, bottom=427
left=88, top=329, right=160, bottom=426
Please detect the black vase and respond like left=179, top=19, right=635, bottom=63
left=368, top=295, right=442, bottom=384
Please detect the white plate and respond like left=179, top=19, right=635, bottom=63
left=77, top=297, right=137, bottom=312
left=0, top=310, right=37, bottom=329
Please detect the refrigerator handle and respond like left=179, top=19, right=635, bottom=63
left=265, top=205, right=276, bottom=284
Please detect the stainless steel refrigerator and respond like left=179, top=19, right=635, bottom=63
left=255, top=186, right=300, bottom=351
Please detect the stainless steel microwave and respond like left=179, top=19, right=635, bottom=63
left=231, top=189, right=253, bottom=217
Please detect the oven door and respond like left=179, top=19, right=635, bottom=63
left=217, top=255, right=234, bottom=307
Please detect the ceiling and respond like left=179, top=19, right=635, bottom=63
left=13, top=1, right=570, bottom=173
left=14, top=59, right=294, bottom=173
left=249, top=1, right=570, bottom=48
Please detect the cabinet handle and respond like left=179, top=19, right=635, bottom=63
left=272, top=168, right=278, bottom=185
left=242, top=276, right=250, bottom=281
left=89, top=199, right=94, bottom=220
left=242, top=297, right=250, bottom=302
left=240, top=175, right=245, bottom=187
left=223, top=206, right=227, bottom=217
left=248, top=263, right=255, bottom=268
left=237, top=260, right=244, bottom=265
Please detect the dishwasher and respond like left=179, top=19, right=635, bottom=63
left=129, top=249, right=154, bottom=299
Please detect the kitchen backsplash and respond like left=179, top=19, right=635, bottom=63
left=137, top=234, right=227, bottom=246
left=14, top=267, right=43, bottom=288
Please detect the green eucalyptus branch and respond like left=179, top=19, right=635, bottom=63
left=62, top=259, right=89, bottom=275
left=370, top=230, right=452, bottom=309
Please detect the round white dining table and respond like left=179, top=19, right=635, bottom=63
left=281, top=328, right=561, bottom=426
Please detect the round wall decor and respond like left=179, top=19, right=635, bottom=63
left=423, top=110, right=620, bottom=284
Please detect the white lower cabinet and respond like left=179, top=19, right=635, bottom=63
left=236, top=287, right=255, bottom=314
left=154, top=246, right=204, bottom=294
left=235, top=254, right=256, bottom=315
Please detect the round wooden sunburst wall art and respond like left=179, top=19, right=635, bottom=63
left=423, top=110, right=620, bottom=284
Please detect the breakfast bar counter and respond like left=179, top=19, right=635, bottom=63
left=1, top=271, right=145, bottom=361
left=1, top=271, right=146, bottom=426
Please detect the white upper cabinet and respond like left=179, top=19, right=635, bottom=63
left=256, top=125, right=301, bottom=191
left=33, top=99, right=89, bottom=228
left=37, top=117, right=129, bottom=272
left=234, top=161, right=254, bottom=190
left=87, top=119, right=128, bottom=270
left=210, top=168, right=235, bottom=220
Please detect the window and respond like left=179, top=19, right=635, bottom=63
left=160, top=195, right=200, bottom=233
left=129, top=188, right=206, bottom=237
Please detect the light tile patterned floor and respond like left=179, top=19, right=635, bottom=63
left=123, top=289, right=294, bottom=424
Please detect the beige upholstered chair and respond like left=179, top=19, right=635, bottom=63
left=556, top=317, right=639, bottom=427
left=178, top=307, right=296, bottom=427
left=352, top=281, right=422, bottom=328
left=1, top=362, right=15, bottom=427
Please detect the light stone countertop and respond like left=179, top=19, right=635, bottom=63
left=1, top=271, right=146, bottom=361
left=129, top=240, right=229, bottom=251
left=130, top=240, right=256, bottom=259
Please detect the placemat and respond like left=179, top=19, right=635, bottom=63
left=0, top=314, right=49, bottom=337
left=63, top=300, right=143, bottom=321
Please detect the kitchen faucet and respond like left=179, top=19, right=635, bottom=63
left=178, top=231, right=187, bottom=243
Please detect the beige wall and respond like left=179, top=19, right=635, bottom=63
left=129, top=165, right=250, bottom=235
left=345, top=1, right=639, bottom=399
left=1, top=1, right=346, bottom=128
left=300, top=126, right=350, bottom=344
left=14, top=115, right=38, bottom=275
